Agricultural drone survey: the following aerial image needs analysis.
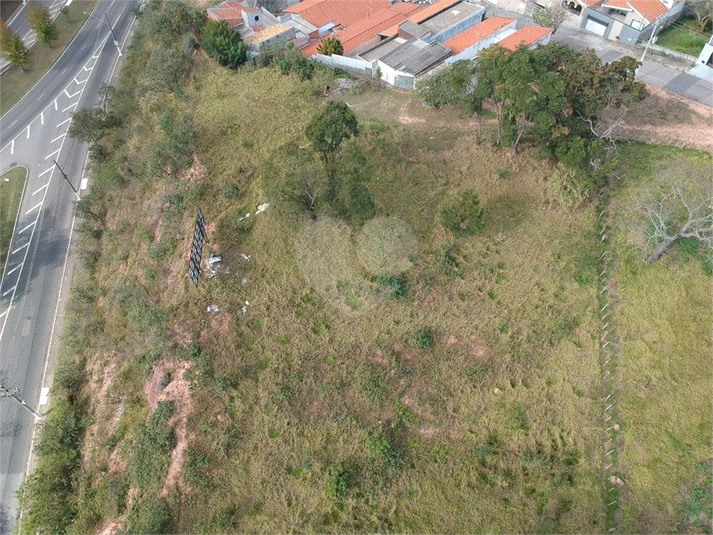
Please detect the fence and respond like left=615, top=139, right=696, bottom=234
left=312, top=54, right=376, bottom=77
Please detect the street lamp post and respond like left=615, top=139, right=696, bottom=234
left=84, top=11, right=123, bottom=56
left=0, top=383, right=43, bottom=420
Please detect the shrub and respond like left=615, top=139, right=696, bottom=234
left=546, top=167, right=589, bottom=210
left=129, top=401, right=175, bottom=488
left=317, top=36, right=343, bottom=56
left=125, top=496, right=173, bottom=534
left=376, top=275, right=407, bottom=299
left=414, top=327, right=435, bottom=349
left=441, top=190, right=485, bottom=237
left=200, top=19, right=247, bottom=69
left=274, top=45, right=315, bottom=80
left=437, top=242, right=464, bottom=277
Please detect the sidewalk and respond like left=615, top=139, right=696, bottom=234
left=484, top=5, right=713, bottom=108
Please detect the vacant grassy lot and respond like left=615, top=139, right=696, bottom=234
left=607, top=144, right=713, bottom=533
left=0, top=166, right=27, bottom=274
left=656, top=17, right=711, bottom=56
left=0, top=0, right=96, bottom=115
left=20, top=4, right=711, bottom=533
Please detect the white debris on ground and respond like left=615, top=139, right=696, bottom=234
left=238, top=202, right=270, bottom=222
left=206, top=304, right=220, bottom=313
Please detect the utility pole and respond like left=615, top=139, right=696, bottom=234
left=640, top=18, right=662, bottom=63
left=0, top=383, right=43, bottom=420
left=84, top=11, right=123, bottom=56
left=53, top=159, right=81, bottom=200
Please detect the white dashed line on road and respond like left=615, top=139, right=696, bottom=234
left=33, top=182, right=50, bottom=195
left=54, top=99, right=58, bottom=111
left=41, top=112, right=44, bottom=125
left=38, top=167, right=53, bottom=178
left=9, top=120, right=17, bottom=127
left=57, top=117, right=71, bottom=128
left=45, top=149, right=61, bottom=160
left=2, top=286, right=17, bottom=298
left=6, top=264, right=22, bottom=275
left=18, top=220, right=36, bottom=234
left=10, top=140, right=14, bottom=155
left=51, top=132, right=67, bottom=143
left=26, top=125, right=30, bottom=139
left=26, top=202, right=42, bottom=215
left=60, top=68, right=67, bottom=75
left=11, top=242, right=30, bottom=255
left=62, top=102, right=79, bottom=113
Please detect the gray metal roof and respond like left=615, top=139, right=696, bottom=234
left=399, top=20, right=431, bottom=39
left=379, top=38, right=451, bottom=75
left=360, top=37, right=407, bottom=61
left=421, top=1, right=484, bottom=34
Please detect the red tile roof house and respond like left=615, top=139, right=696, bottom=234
left=497, top=25, right=553, bottom=51
left=579, top=0, right=685, bottom=45
left=299, top=1, right=423, bottom=57
left=443, top=16, right=517, bottom=62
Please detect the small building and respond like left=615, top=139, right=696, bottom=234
left=443, top=16, right=516, bottom=62
left=379, top=0, right=486, bottom=43
left=243, top=24, right=297, bottom=57
left=375, top=38, right=452, bottom=90
left=580, top=0, right=685, bottom=45
left=207, top=1, right=263, bottom=28
left=497, top=25, right=553, bottom=50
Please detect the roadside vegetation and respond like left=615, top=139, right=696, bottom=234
left=17, top=1, right=712, bottom=533
left=0, top=166, right=27, bottom=274
left=0, top=0, right=97, bottom=115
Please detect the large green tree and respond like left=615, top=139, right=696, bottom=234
left=200, top=19, right=247, bottom=69
left=27, top=0, right=58, bottom=48
left=472, top=43, right=646, bottom=166
left=305, top=100, right=358, bottom=172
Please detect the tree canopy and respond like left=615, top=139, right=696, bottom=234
left=306, top=101, right=359, bottom=162
left=1, top=21, right=30, bottom=71
left=533, top=3, right=568, bottom=34
left=200, top=19, right=247, bottom=69
left=27, top=1, right=59, bottom=48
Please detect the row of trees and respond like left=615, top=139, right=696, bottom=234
left=0, top=1, right=60, bottom=71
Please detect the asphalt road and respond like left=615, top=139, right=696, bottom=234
left=1, top=0, right=69, bottom=73
left=0, top=0, right=139, bottom=531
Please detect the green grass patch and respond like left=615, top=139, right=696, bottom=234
left=0, top=166, right=27, bottom=274
left=609, top=144, right=713, bottom=534
left=0, top=0, right=97, bottom=115
left=656, top=17, right=711, bottom=56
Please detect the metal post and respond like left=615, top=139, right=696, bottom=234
left=53, top=159, right=80, bottom=200
left=0, top=383, right=43, bottom=420
left=104, top=13, right=123, bottom=56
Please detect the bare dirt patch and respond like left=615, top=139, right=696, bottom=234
left=607, top=86, right=713, bottom=152
left=145, top=360, right=194, bottom=497
left=469, top=336, right=492, bottom=360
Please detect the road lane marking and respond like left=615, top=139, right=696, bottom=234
left=38, top=167, right=53, bottom=178
left=19, top=220, right=36, bottom=234
left=57, top=117, right=71, bottom=127
left=26, top=125, right=30, bottom=138
left=9, top=120, right=17, bottom=127
left=51, top=132, right=67, bottom=143
left=45, top=148, right=61, bottom=160
left=2, top=286, right=17, bottom=297
left=0, top=310, right=7, bottom=319
left=11, top=242, right=30, bottom=255
left=10, top=140, right=14, bottom=155
left=54, top=99, right=58, bottom=110
left=74, top=76, right=87, bottom=85
left=62, top=102, right=79, bottom=113
left=60, top=68, right=67, bottom=75
left=80, top=178, right=88, bottom=190
left=26, top=202, right=42, bottom=215
left=33, top=182, right=50, bottom=195
left=6, top=263, right=22, bottom=275
left=80, top=43, right=86, bottom=51
left=41, top=112, right=44, bottom=125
